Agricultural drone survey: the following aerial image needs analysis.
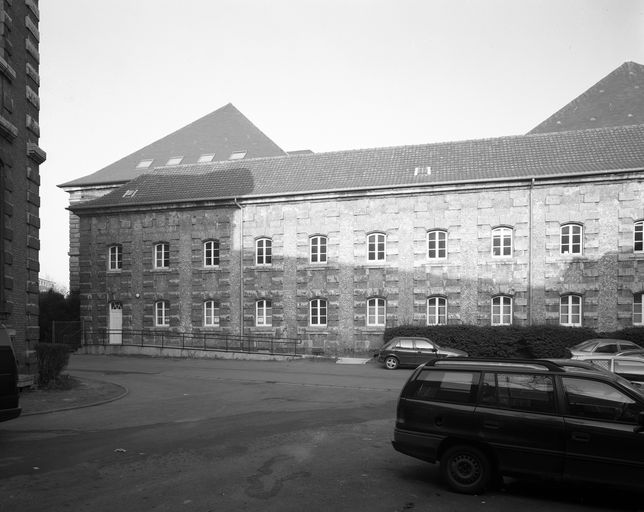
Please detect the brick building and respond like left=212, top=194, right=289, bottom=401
left=67, top=62, right=644, bottom=352
left=0, top=0, right=45, bottom=373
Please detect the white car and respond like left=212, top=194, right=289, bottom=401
left=569, top=338, right=641, bottom=359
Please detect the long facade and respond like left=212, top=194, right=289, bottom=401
left=76, top=169, right=644, bottom=352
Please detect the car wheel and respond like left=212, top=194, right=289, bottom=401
left=440, top=445, right=491, bottom=494
left=384, top=356, right=399, bottom=370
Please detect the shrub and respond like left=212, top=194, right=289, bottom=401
left=35, top=343, right=71, bottom=387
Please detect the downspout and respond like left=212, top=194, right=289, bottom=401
left=528, top=178, right=535, bottom=326
left=234, top=199, right=244, bottom=337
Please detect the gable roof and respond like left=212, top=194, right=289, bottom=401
left=59, top=103, right=286, bottom=188
left=529, top=61, right=644, bottom=134
left=72, top=123, right=644, bottom=213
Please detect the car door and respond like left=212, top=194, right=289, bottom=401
left=474, top=372, right=566, bottom=478
left=394, top=339, right=416, bottom=366
left=613, top=359, right=644, bottom=386
left=412, top=339, right=439, bottom=366
left=560, top=376, right=644, bottom=488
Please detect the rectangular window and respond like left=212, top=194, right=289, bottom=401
left=310, top=236, right=327, bottom=264
left=408, top=370, right=477, bottom=404
left=367, top=297, right=386, bottom=326
left=310, top=299, right=327, bottom=326
left=634, top=293, right=643, bottom=325
left=154, top=242, right=169, bottom=268
left=256, top=238, right=272, bottom=266
left=561, top=224, right=582, bottom=254
left=256, top=299, right=272, bottom=326
left=166, top=156, right=183, bottom=166
left=198, top=153, right=216, bottom=163
left=229, top=151, right=247, bottom=160
left=136, top=159, right=153, bottom=168
left=427, top=230, right=447, bottom=259
left=204, top=300, right=220, bottom=327
left=560, top=295, right=582, bottom=326
left=484, top=373, right=555, bottom=413
left=635, top=222, right=643, bottom=252
left=367, top=233, right=386, bottom=262
left=108, top=245, right=122, bottom=271
left=204, top=240, right=220, bottom=267
left=491, top=296, right=512, bottom=325
left=427, top=297, right=447, bottom=325
left=491, top=227, right=512, bottom=257
left=155, top=301, right=169, bottom=327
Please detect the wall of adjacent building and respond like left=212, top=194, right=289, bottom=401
left=76, top=173, right=644, bottom=352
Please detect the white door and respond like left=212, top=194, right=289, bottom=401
left=109, top=302, right=123, bottom=345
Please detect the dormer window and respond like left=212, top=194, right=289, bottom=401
left=136, top=159, right=153, bottom=169
left=166, top=156, right=183, bottom=166
left=229, top=151, right=247, bottom=160
left=198, top=153, right=216, bottom=163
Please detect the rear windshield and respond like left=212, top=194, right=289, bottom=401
left=405, top=370, right=478, bottom=404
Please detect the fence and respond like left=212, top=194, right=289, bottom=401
left=83, top=328, right=303, bottom=356
left=51, top=321, right=84, bottom=350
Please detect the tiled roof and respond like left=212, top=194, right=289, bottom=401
left=529, top=61, right=644, bottom=134
left=59, top=103, right=286, bottom=188
left=73, top=124, right=644, bottom=213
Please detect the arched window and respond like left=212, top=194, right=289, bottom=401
left=108, top=244, right=122, bottom=271
left=427, top=296, right=447, bottom=325
left=204, top=300, right=220, bottom=327
left=560, top=294, right=582, bottom=326
left=256, top=299, right=272, bottom=326
left=155, top=300, right=170, bottom=327
left=634, top=293, right=643, bottom=325
left=560, top=224, right=583, bottom=255
left=634, top=221, right=643, bottom=252
left=367, top=233, right=386, bottom=262
left=256, top=238, right=272, bottom=266
left=367, top=297, right=386, bottom=326
left=491, top=295, right=512, bottom=325
left=427, top=230, right=447, bottom=260
left=310, top=235, right=327, bottom=264
left=203, top=239, right=220, bottom=267
left=310, top=298, right=327, bottom=326
left=154, top=242, right=170, bottom=268
left=491, top=226, right=513, bottom=257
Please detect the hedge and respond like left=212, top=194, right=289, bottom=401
left=382, top=325, right=644, bottom=359
left=35, top=343, right=71, bottom=386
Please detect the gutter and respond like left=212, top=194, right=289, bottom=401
left=234, top=198, right=244, bottom=337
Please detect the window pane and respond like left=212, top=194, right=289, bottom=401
left=407, top=370, right=477, bottom=404
left=635, top=222, right=643, bottom=252
left=562, top=377, right=638, bottom=422
left=494, top=373, right=555, bottom=413
left=634, top=293, right=643, bottom=325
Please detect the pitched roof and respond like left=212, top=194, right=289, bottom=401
left=529, top=61, right=644, bottom=134
left=72, top=123, right=644, bottom=213
left=59, top=103, right=286, bottom=188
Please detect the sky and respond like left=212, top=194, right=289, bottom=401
left=38, top=0, right=644, bottom=291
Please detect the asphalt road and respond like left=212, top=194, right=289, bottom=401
left=0, top=355, right=642, bottom=512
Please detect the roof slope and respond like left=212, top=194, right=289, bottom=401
left=73, top=124, right=644, bottom=212
left=60, top=103, right=286, bottom=187
left=529, top=61, right=644, bottom=134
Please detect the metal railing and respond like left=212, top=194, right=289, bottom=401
left=85, top=328, right=303, bottom=356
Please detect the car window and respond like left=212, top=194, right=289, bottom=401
left=586, top=358, right=612, bottom=372
left=595, top=343, right=618, bottom=354
left=562, top=377, right=640, bottom=423
left=406, top=370, right=477, bottom=404
left=620, top=343, right=641, bottom=352
left=480, top=372, right=555, bottom=413
left=414, top=340, right=435, bottom=350
left=614, top=359, right=644, bottom=375
left=395, top=340, right=414, bottom=349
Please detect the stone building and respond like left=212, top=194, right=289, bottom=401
left=67, top=62, right=644, bottom=352
left=0, top=0, right=45, bottom=374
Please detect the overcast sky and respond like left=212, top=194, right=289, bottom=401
left=38, top=0, right=644, bottom=290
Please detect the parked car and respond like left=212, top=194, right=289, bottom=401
left=569, top=338, right=642, bottom=359
left=581, top=355, right=644, bottom=388
left=375, top=337, right=467, bottom=370
left=616, top=349, right=644, bottom=357
left=0, top=328, right=21, bottom=422
left=392, top=357, right=644, bottom=494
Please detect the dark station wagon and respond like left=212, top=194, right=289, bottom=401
left=392, top=358, right=644, bottom=494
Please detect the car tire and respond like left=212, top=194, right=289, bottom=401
left=384, top=356, right=399, bottom=370
left=440, top=445, right=492, bottom=494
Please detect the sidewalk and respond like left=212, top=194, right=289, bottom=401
left=19, top=376, right=128, bottom=416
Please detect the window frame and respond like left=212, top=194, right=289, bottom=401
left=154, top=242, right=170, bottom=269
left=634, top=292, right=643, bottom=326
left=154, top=300, right=170, bottom=327
left=203, top=239, right=220, bottom=268
left=426, top=296, right=447, bottom=325
left=491, top=226, right=513, bottom=258
left=108, top=244, right=122, bottom=271
left=367, top=232, right=386, bottom=263
left=256, top=299, right=272, bottom=327
left=560, top=223, right=583, bottom=255
left=427, top=229, right=447, bottom=260
left=635, top=221, right=643, bottom=253
left=203, top=300, right=220, bottom=327
left=309, top=298, right=328, bottom=327
left=491, top=295, right=513, bottom=325
left=255, top=237, right=272, bottom=266
left=367, top=297, right=386, bottom=327
left=560, top=294, right=583, bottom=327
left=309, top=235, right=328, bottom=264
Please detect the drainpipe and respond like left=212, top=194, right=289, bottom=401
left=528, top=178, right=535, bottom=325
left=234, top=199, right=244, bottom=337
